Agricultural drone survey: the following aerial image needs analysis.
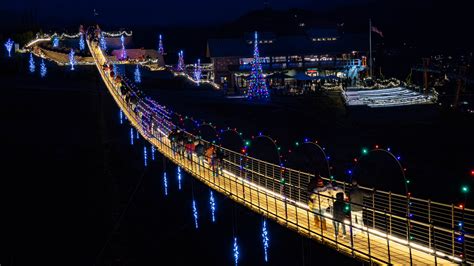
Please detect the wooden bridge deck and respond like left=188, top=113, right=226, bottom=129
left=88, top=39, right=455, bottom=265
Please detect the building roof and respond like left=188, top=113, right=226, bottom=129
left=207, top=34, right=367, bottom=58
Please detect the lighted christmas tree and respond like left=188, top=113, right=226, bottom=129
left=247, top=31, right=269, bottom=99
left=5, top=38, right=14, bottom=57
left=69, top=49, right=76, bottom=70
left=29, top=53, right=35, bottom=73
left=194, top=58, right=202, bottom=84
left=176, top=50, right=184, bottom=72
left=40, top=59, right=47, bottom=78
left=53, top=36, right=59, bottom=48
left=79, top=33, right=85, bottom=51
left=134, top=65, right=141, bottom=83
left=158, top=34, right=164, bottom=55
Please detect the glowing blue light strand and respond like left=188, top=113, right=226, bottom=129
left=247, top=31, right=269, bottom=100
left=130, top=128, right=134, bottom=145
left=4, top=38, right=14, bottom=57
left=210, top=190, right=216, bottom=222
left=79, top=33, right=85, bottom=51
left=134, top=65, right=141, bottom=83
left=29, top=53, right=35, bottom=73
left=53, top=36, right=59, bottom=48
left=120, top=34, right=127, bottom=60
left=100, top=33, right=107, bottom=50
left=177, top=50, right=184, bottom=71
left=262, top=220, right=269, bottom=262
left=233, top=237, right=240, bottom=266
left=69, top=49, right=76, bottom=71
left=40, top=59, right=47, bottom=78
left=151, top=146, right=155, bottom=161
left=143, top=146, right=147, bottom=167
left=158, top=34, right=164, bottom=55
left=194, top=59, right=202, bottom=84
left=192, top=199, right=199, bottom=229
left=119, top=110, right=123, bottom=124
left=177, top=167, right=182, bottom=190
left=163, top=172, right=168, bottom=196
left=136, top=129, right=139, bottom=139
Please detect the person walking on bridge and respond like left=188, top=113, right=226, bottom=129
left=309, top=178, right=327, bottom=231
left=349, top=179, right=371, bottom=236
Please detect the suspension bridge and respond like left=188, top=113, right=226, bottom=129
left=77, top=31, right=473, bottom=265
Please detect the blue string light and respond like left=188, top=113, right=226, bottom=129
left=136, top=129, right=139, bottom=139
left=143, top=146, right=147, bottom=167
left=100, top=33, right=107, bottom=50
left=79, top=33, right=85, bottom=51
left=119, top=110, right=123, bottom=124
left=151, top=146, right=155, bottom=161
left=177, top=166, right=182, bottom=190
left=262, top=220, right=269, bottom=262
left=29, top=53, right=35, bottom=73
left=163, top=172, right=168, bottom=196
left=52, top=36, right=59, bottom=48
left=134, top=65, right=141, bottom=83
left=158, top=34, right=164, bottom=55
left=69, top=49, right=76, bottom=71
left=233, top=237, right=239, bottom=265
left=130, top=128, right=134, bottom=145
left=192, top=199, right=199, bottom=229
left=210, top=190, right=216, bottom=222
left=40, top=59, right=47, bottom=78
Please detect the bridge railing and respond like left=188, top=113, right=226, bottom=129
left=88, top=38, right=471, bottom=264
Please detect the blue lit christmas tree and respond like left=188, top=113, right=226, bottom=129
left=158, top=34, right=164, bottom=55
left=79, top=33, right=85, bottom=51
left=40, top=59, right=47, bottom=78
left=29, top=53, right=35, bottom=73
left=176, top=50, right=184, bottom=71
left=69, top=49, right=76, bottom=70
left=247, top=31, right=269, bottom=100
left=134, top=65, right=141, bottom=83
left=5, top=38, right=14, bottom=57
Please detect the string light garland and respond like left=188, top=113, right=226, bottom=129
left=151, top=146, right=155, bottom=161
left=40, top=59, right=47, bottom=78
left=119, top=110, right=123, bottom=124
left=29, top=53, right=35, bottom=73
left=4, top=38, right=13, bottom=57
left=100, top=33, right=107, bottom=50
left=130, top=128, right=134, bottom=145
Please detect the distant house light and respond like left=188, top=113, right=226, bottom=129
left=269, top=40, right=273, bottom=43
left=317, top=38, right=321, bottom=41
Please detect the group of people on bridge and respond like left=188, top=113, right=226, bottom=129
left=307, top=170, right=372, bottom=239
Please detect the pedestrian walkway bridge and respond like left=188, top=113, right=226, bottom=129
left=86, top=36, right=472, bottom=265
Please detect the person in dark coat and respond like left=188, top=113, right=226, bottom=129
left=349, top=179, right=371, bottom=236
left=194, top=140, right=205, bottom=168
left=332, top=192, right=346, bottom=238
